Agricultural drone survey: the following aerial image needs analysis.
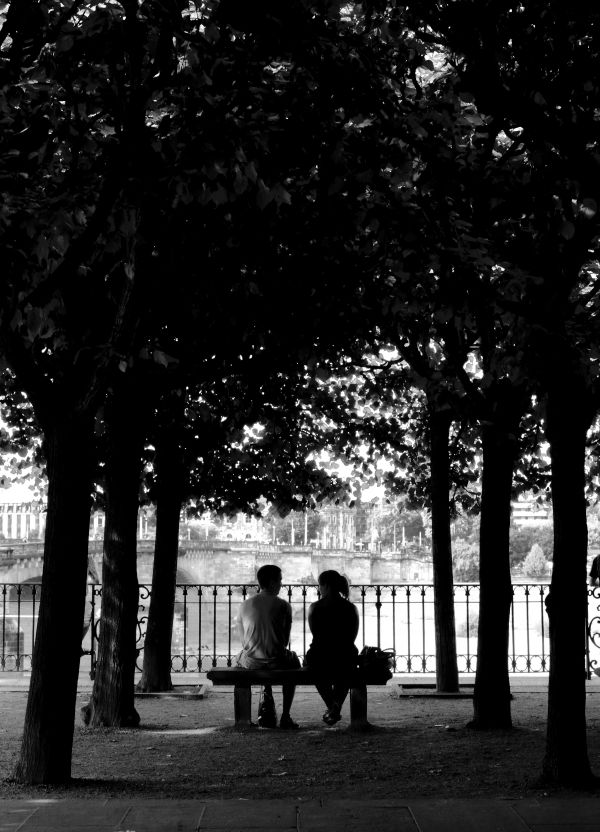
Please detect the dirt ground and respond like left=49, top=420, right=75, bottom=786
left=1, top=683, right=600, bottom=801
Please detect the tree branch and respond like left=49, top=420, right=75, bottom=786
left=24, top=167, right=122, bottom=309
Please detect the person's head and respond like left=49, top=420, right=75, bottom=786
left=257, top=564, right=283, bottom=594
left=318, top=570, right=350, bottom=600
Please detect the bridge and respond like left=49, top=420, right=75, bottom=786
left=0, top=539, right=434, bottom=587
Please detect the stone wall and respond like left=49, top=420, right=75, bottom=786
left=175, top=546, right=433, bottom=585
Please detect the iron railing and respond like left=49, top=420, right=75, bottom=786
left=2, top=582, right=600, bottom=678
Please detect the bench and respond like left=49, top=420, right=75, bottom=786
left=206, top=667, right=376, bottom=731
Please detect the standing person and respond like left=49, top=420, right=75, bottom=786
left=236, top=564, right=300, bottom=729
left=305, top=570, right=359, bottom=726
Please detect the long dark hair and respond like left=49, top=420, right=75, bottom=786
left=318, top=570, right=350, bottom=599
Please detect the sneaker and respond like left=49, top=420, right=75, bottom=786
left=322, top=707, right=342, bottom=726
left=279, top=715, right=300, bottom=730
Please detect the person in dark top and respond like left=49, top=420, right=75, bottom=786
left=304, top=570, right=359, bottom=726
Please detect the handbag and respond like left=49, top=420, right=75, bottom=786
left=257, top=687, right=277, bottom=728
left=357, top=646, right=395, bottom=683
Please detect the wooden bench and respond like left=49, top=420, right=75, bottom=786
left=206, top=667, right=376, bottom=731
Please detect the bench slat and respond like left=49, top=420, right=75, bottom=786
left=206, top=667, right=387, bottom=686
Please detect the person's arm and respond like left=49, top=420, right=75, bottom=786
left=307, top=602, right=316, bottom=636
left=282, top=601, right=293, bottom=646
left=350, top=603, right=360, bottom=642
left=236, top=604, right=245, bottom=646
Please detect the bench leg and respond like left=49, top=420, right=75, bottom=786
left=349, top=684, right=372, bottom=731
left=234, top=684, right=253, bottom=728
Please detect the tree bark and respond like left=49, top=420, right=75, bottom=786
left=137, top=394, right=185, bottom=692
left=470, top=416, right=517, bottom=729
left=429, top=405, right=459, bottom=692
left=542, top=379, right=597, bottom=786
left=83, top=381, right=148, bottom=727
left=12, top=412, right=94, bottom=784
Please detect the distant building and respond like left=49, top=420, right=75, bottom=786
left=0, top=500, right=45, bottom=541
left=511, top=499, right=552, bottom=527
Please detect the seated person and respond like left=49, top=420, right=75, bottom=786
left=236, top=564, right=300, bottom=729
left=304, top=570, right=359, bottom=726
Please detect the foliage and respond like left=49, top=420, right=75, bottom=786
left=510, top=526, right=554, bottom=569
left=452, top=539, right=478, bottom=582
left=522, top=543, right=549, bottom=579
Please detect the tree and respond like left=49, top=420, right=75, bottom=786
left=130, top=0, right=427, bottom=693
left=510, top=526, right=554, bottom=573
left=522, top=543, right=548, bottom=579
left=1, top=0, right=189, bottom=782
left=404, top=0, right=600, bottom=783
left=83, top=373, right=154, bottom=726
left=136, top=390, right=187, bottom=693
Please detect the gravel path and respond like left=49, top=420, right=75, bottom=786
left=1, top=683, right=600, bottom=799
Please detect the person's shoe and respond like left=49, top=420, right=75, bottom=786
left=279, top=714, right=300, bottom=730
left=322, top=707, right=341, bottom=726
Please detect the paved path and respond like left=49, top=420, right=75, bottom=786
left=2, top=797, right=600, bottom=831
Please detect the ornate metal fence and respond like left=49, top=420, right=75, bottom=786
left=2, top=582, right=600, bottom=677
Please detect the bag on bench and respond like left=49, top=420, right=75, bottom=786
left=357, top=646, right=394, bottom=683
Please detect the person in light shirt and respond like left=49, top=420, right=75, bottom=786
left=236, top=564, right=300, bottom=729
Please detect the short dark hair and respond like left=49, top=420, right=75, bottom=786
left=257, top=564, right=282, bottom=589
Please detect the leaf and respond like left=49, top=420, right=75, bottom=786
left=256, top=181, right=273, bottom=210
left=560, top=221, right=575, bottom=240
left=272, top=184, right=291, bottom=206
left=245, top=162, right=258, bottom=183
left=580, top=198, right=597, bottom=219
left=211, top=186, right=228, bottom=206
left=153, top=350, right=170, bottom=368
left=55, top=35, right=74, bottom=53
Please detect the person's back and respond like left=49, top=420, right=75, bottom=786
left=235, top=564, right=300, bottom=729
left=237, top=592, right=290, bottom=668
left=305, top=570, right=359, bottom=726
left=308, top=594, right=358, bottom=666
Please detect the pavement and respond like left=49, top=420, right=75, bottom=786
left=2, top=796, right=600, bottom=831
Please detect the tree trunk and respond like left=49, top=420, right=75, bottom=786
left=470, top=419, right=516, bottom=729
left=83, top=381, right=148, bottom=727
left=429, top=406, right=459, bottom=692
left=542, top=379, right=596, bottom=786
left=12, top=413, right=94, bottom=784
left=137, top=394, right=185, bottom=692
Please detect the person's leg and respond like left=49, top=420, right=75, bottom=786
left=279, top=683, right=299, bottom=729
left=314, top=682, right=334, bottom=709
left=332, top=682, right=350, bottom=711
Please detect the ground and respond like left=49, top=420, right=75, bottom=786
left=1, top=683, right=600, bottom=800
